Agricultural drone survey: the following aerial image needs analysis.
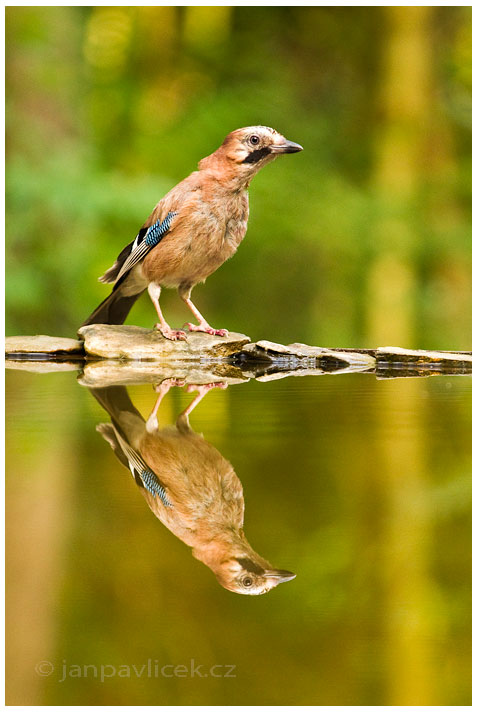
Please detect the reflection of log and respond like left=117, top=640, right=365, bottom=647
left=78, top=360, right=249, bottom=388
left=5, top=360, right=80, bottom=374
left=5, top=327, right=472, bottom=380
left=375, top=347, right=472, bottom=377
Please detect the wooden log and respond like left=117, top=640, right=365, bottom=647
left=4, top=329, right=472, bottom=376
left=5, top=335, right=83, bottom=357
left=78, top=324, right=250, bottom=361
left=241, top=340, right=376, bottom=369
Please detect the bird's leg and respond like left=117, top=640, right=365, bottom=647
left=146, top=377, right=185, bottom=432
left=148, top=283, right=186, bottom=341
left=176, top=382, right=228, bottom=432
left=178, top=286, right=229, bottom=337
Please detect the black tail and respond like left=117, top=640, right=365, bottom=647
left=81, top=287, right=145, bottom=327
left=89, top=386, right=149, bottom=491
left=96, top=423, right=131, bottom=471
left=88, top=385, right=144, bottom=423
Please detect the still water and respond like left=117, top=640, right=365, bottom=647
left=5, top=366, right=471, bottom=705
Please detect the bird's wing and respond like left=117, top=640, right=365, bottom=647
left=99, top=211, right=178, bottom=285
left=98, top=422, right=173, bottom=507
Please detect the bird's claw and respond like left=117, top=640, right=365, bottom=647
left=153, top=378, right=185, bottom=393
left=155, top=324, right=187, bottom=341
left=184, top=322, right=229, bottom=337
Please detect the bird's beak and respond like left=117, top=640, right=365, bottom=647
left=264, top=569, right=296, bottom=583
left=270, top=140, right=303, bottom=154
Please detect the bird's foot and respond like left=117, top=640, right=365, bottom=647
left=153, top=378, right=185, bottom=393
left=155, top=324, right=187, bottom=341
left=184, top=322, right=229, bottom=337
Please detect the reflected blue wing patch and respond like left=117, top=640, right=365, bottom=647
left=141, top=469, right=173, bottom=507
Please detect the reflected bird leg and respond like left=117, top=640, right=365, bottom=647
left=179, top=285, right=229, bottom=337
left=176, top=382, right=228, bottom=432
left=146, top=378, right=185, bottom=433
left=148, top=283, right=187, bottom=341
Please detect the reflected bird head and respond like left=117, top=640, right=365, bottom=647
left=213, top=553, right=296, bottom=596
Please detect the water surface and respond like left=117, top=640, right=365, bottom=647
left=6, top=368, right=471, bottom=705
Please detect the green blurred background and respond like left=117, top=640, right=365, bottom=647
left=6, top=6, right=471, bottom=348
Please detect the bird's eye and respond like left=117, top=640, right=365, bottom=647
left=242, top=577, right=253, bottom=587
left=249, top=135, right=260, bottom=146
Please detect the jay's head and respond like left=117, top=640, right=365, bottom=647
left=193, top=530, right=295, bottom=595
left=200, top=126, right=302, bottom=185
left=213, top=552, right=296, bottom=596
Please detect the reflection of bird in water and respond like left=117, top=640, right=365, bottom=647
left=90, top=380, right=295, bottom=595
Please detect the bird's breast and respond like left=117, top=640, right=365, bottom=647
left=142, top=192, right=249, bottom=288
left=138, top=429, right=245, bottom=548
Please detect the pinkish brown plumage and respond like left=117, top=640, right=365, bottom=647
left=82, top=126, right=302, bottom=340
left=91, top=380, right=296, bottom=595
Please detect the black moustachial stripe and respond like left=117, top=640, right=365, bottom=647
left=235, top=557, right=266, bottom=574
left=242, top=146, right=271, bottom=164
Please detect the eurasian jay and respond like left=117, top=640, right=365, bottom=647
left=82, top=126, right=302, bottom=340
left=90, top=380, right=296, bottom=595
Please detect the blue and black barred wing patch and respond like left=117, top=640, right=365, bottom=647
left=140, top=468, right=171, bottom=502
left=115, top=211, right=178, bottom=283
left=112, top=425, right=173, bottom=507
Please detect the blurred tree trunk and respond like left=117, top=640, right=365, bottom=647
left=367, top=8, right=436, bottom=705
left=378, top=380, right=436, bottom=705
left=367, top=6, right=433, bottom=347
left=5, top=375, right=76, bottom=705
